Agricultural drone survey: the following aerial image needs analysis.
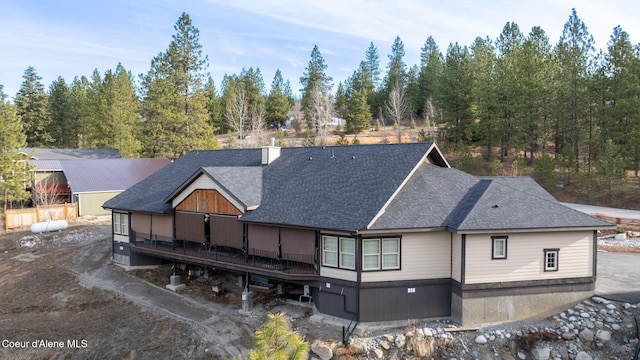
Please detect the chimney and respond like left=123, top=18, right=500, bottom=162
left=261, top=137, right=280, bottom=165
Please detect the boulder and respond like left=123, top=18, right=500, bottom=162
left=575, top=351, right=592, bottom=360
left=579, top=328, right=594, bottom=342
left=310, top=340, right=333, bottom=360
left=531, top=347, right=550, bottom=360
left=596, top=330, right=611, bottom=342
left=474, top=335, right=488, bottom=344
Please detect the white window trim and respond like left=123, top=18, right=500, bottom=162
left=339, top=237, right=356, bottom=270
left=544, top=248, right=559, bottom=272
left=322, top=236, right=338, bottom=267
left=362, top=237, right=400, bottom=271
left=381, top=238, right=400, bottom=270
left=113, top=212, right=129, bottom=236
left=492, top=236, right=507, bottom=260
left=362, top=239, right=381, bottom=270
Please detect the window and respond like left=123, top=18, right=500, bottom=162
left=340, top=237, right=356, bottom=270
left=322, top=236, right=338, bottom=267
left=363, top=239, right=380, bottom=270
left=322, top=235, right=356, bottom=270
left=113, top=212, right=129, bottom=236
left=544, top=249, right=559, bottom=271
left=492, top=236, right=507, bottom=259
left=362, top=237, right=400, bottom=271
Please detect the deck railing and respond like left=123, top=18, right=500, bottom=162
left=130, top=231, right=317, bottom=275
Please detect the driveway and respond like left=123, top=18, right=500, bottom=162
left=596, top=251, right=640, bottom=304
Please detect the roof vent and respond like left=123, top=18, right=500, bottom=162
left=492, top=204, right=499, bottom=208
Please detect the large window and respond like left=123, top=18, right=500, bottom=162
left=544, top=248, right=559, bottom=271
left=363, top=237, right=400, bottom=271
left=322, top=235, right=355, bottom=270
left=113, top=212, right=129, bottom=236
left=492, top=236, right=507, bottom=259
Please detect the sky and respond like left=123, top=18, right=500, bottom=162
left=1, top=0, right=639, bottom=101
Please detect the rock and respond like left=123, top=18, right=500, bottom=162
left=606, top=304, right=617, bottom=310
left=575, top=351, right=592, bottom=360
left=373, top=348, right=384, bottom=359
left=580, top=312, right=590, bottom=318
left=475, top=335, right=488, bottom=344
left=349, top=340, right=367, bottom=354
left=517, top=351, right=527, bottom=360
left=423, top=328, right=434, bottom=337
left=380, top=341, right=390, bottom=350
left=562, top=332, right=576, bottom=340
left=383, top=334, right=394, bottom=342
left=579, top=328, right=594, bottom=342
left=624, top=303, right=632, bottom=309
left=416, top=328, right=424, bottom=337
left=531, top=347, right=551, bottom=360
left=592, top=296, right=607, bottom=304
left=394, top=334, right=406, bottom=348
left=612, top=324, right=621, bottom=331
left=596, top=330, right=611, bottom=342
left=310, top=340, right=333, bottom=360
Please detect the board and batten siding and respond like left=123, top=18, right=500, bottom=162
left=171, top=174, right=243, bottom=214
left=464, top=231, right=593, bottom=284
left=451, top=233, right=462, bottom=282
left=361, top=232, right=451, bottom=282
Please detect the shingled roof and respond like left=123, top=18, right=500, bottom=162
left=104, top=143, right=613, bottom=232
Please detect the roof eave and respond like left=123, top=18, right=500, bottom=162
left=451, top=224, right=616, bottom=234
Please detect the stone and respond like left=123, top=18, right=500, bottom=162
left=562, top=332, right=576, bottom=340
left=612, top=324, right=621, bottom=331
left=624, top=303, right=632, bottom=309
left=596, top=330, right=611, bottom=342
left=310, top=340, right=333, bottom=360
left=580, top=312, right=590, bottom=318
left=592, top=296, right=607, bottom=303
left=373, top=348, right=384, bottom=359
left=394, top=334, right=406, bottom=348
left=474, top=335, right=488, bottom=344
left=517, top=351, right=527, bottom=360
left=579, top=328, right=594, bottom=342
left=380, top=341, right=390, bottom=350
left=423, top=328, right=434, bottom=337
left=416, top=328, right=424, bottom=337
left=349, top=340, right=367, bottom=354
left=606, top=304, right=617, bottom=310
left=531, top=347, right=551, bottom=360
left=575, top=351, right=592, bottom=360
left=585, top=320, right=595, bottom=328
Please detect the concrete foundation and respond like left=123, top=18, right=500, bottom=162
left=452, top=289, right=594, bottom=326
left=166, top=275, right=186, bottom=292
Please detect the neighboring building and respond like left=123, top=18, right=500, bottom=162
left=103, top=143, right=614, bottom=326
left=23, top=148, right=170, bottom=216
left=62, top=158, right=172, bottom=216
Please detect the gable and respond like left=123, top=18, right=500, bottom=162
left=176, top=189, right=242, bottom=216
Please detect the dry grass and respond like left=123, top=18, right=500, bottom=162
left=598, top=245, right=640, bottom=253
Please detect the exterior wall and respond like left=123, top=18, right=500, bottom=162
left=464, top=231, right=593, bottom=284
left=451, top=233, right=462, bottom=282
left=315, top=278, right=358, bottom=320
left=359, top=279, right=451, bottom=322
left=320, top=266, right=357, bottom=282
left=131, top=213, right=151, bottom=235
left=452, top=289, right=594, bottom=326
left=172, top=175, right=243, bottom=214
left=361, top=231, right=451, bottom=282
left=130, top=213, right=173, bottom=241
left=78, top=191, right=121, bottom=216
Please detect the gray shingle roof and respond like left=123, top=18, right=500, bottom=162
left=241, top=143, right=435, bottom=231
left=62, top=159, right=171, bottom=193
left=370, top=164, right=613, bottom=231
left=103, top=149, right=261, bottom=213
left=20, top=148, right=121, bottom=160
left=202, top=167, right=262, bottom=209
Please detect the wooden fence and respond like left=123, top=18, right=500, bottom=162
left=4, top=203, right=78, bottom=231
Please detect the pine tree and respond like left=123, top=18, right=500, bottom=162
left=266, top=69, right=294, bottom=128
left=299, top=45, right=333, bottom=124
left=346, top=88, right=372, bottom=133
left=0, top=86, right=32, bottom=210
left=246, top=312, right=309, bottom=360
left=417, top=36, right=443, bottom=120
left=47, top=76, right=72, bottom=147
left=141, top=12, right=216, bottom=158
left=15, top=66, right=52, bottom=147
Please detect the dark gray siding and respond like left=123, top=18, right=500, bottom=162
left=359, top=279, right=451, bottom=322
left=315, top=278, right=358, bottom=320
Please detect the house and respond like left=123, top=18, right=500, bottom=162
left=102, top=143, right=614, bottom=326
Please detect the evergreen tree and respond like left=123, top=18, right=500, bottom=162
left=15, top=66, right=52, bottom=147
left=266, top=69, right=294, bottom=128
left=417, top=36, right=443, bottom=120
left=554, top=8, right=595, bottom=170
left=299, top=45, right=333, bottom=123
left=364, top=42, right=381, bottom=89
left=205, top=77, right=223, bottom=134
left=0, top=86, right=32, bottom=210
left=345, top=88, right=371, bottom=133
left=382, top=36, right=407, bottom=101
left=470, top=36, right=499, bottom=159
left=246, top=312, right=309, bottom=360
left=67, top=76, right=90, bottom=148
left=47, top=77, right=72, bottom=147
left=141, top=12, right=216, bottom=158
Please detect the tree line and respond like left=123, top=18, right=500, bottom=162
left=2, top=9, right=640, bottom=205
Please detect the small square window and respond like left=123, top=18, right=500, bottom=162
left=544, top=249, right=559, bottom=271
left=492, top=236, right=507, bottom=259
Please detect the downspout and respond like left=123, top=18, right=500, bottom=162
left=355, top=233, right=362, bottom=323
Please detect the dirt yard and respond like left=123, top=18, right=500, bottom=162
left=0, top=222, right=339, bottom=359
left=1, top=220, right=639, bottom=360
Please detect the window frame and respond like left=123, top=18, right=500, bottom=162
left=362, top=237, right=401, bottom=271
left=544, top=248, right=559, bottom=272
left=321, top=236, right=338, bottom=267
left=113, top=212, right=129, bottom=236
left=491, top=236, right=508, bottom=260
left=339, top=237, right=356, bottom=270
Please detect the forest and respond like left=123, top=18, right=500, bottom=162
left=1, top=9, right=640, bottom=208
